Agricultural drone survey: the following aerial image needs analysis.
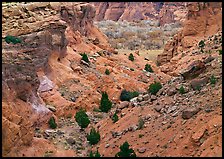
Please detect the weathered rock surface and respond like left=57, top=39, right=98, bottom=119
left=157, top=2, right=222, bottom=65
left=91, top=2, right=187, bottom=26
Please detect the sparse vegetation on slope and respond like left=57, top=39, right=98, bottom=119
left=148, top=81, right=162, bottom=95
left=75, top=108, right=90, bottom=129
left=87, top=127, right=100, bottom=145
left=144, top=64, right=153, bottom=72
left=115, top=141, right=136, bottom=157
left=81, top=53, right=90, bottom=63
left=128, top=53, right=134, bottom=61
left=120, top=90, right=139, bottom=101
left=48, top=117, right=57, bottom=129
left=99, top=92, right=112, bottom=113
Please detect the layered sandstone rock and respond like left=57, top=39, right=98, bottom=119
left=157, top=2, right=222, bottom=65
left=91, top=2, right=187, bottom=25
left=2, top=2, right=112, bottom=156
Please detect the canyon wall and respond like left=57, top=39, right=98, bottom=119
left=91, top=2, right=188, bottom=25
left=2, top=2, right=112, bottom=156
left=157, top=2, right=222, bottom=66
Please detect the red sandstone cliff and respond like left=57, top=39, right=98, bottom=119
left=2, top=2, right=112, bottom=156
left=157, top=2, right=222, bottom=66
left=91, top=2, right=188, bottom=25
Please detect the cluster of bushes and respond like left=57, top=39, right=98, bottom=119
left=120, top=89, right=139, bottom=101
left=94, top=20, right=182, bottom=50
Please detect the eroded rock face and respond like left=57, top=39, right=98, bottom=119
left=157, top=2, right=222, bottom=65
left=91, top=2, right=187, bottom=25
left=2, top=2, right=112, bottom=157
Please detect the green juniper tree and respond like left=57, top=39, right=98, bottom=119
left=115, top=141, right=136, bottom=157
left=75, top=108, right=90, bottom=129
left=99, top=92, right=112, bottom=113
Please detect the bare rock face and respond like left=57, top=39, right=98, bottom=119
left=157, top=2, right=222, bottom=65
left=91, top=2, right=187, bottom=26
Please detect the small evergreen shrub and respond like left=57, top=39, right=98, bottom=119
left=87, top=127, right=100, bottom=145
left=138, top=134, right=144, bottom=138
left=210, top=75, right=217, bottom=86
left=198, top=40, right=205, bottom=53
left=105, top=69, right=110, bottom=75
left=89, top=149, right=101, bottom=157
left=144, top=64, right=154, bottom=72
left=5, top=35, right=22, bottom=44
left=128, top=53, right=134, bottom=61
left=81, top=53, right=90, bottom=63
left=179, top=85, right=185, bottom=94
left=137, top=117, right=144, bottom=130
left=198, top=40, right=205, bottom=48
left=112, top=112, right=119, bottom=123
left=148, top=81, right=162, bottom=95
left=75, top=108, right=90, bottom=128
left=48, top=117, right=57, bottom=129
left=218, top=50, right=222, bottom=55
left=120, top=90, right=139, bottom=101
left=115, top=141, right=136, bottom=157
left=99, top=92, right=112, bottom=113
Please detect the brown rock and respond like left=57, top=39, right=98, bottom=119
left=182, top=107, right=201, bottom=119
left=180, top=60, right=206, bottom=80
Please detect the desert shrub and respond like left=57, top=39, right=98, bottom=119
left=210, top=75, right=217, bottom=86
left=75, top=108, right=90, bottom=128
left=137, top=117, right=144, bottom=130
left=139, top=134, right=144, bottom=138
left=105, top=69, right=110, bottom=75
left=120, top=90, right=139, bottom=101
left=198, top=40, right=205, bottom=52
left=5, top=35, right=22, bottom=44
left=81, top=53, right=90, bottom=63
left=130, top=68, right=134, bottom=71
left=99, top=92, right=112, bottom=113
left=148, top=82, right=162, bottom=95
left=89, top=149, right=101, bottom=157
left=112, top=112, right=119, bottom=123
left=115, top=141, right=136, bottom=157
left=128, top=53, right=134, bottom=61
left=144, top=64, right=153, bottom=72
left=218, top=50, right=222, bottom=55
left=48, top=117, right=57, bottom=129
left=87, top=127, right=100, bottom=145
left=179, top=85, right=185, bottom=94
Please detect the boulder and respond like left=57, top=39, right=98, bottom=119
left=167, top=86, right=177, bottom=96
left=118, top=101, right=129, bottom=109
left=137, top=147, right=146, bottom=153
left=190, top=77, right=209, bottom=90
left=182, top=107, right=201, bottom=119
left=46, top=105, right=56, bottom=112
left=66, top=137, right=76, bottom=145
left=180, top=60, right=206, bottom=80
